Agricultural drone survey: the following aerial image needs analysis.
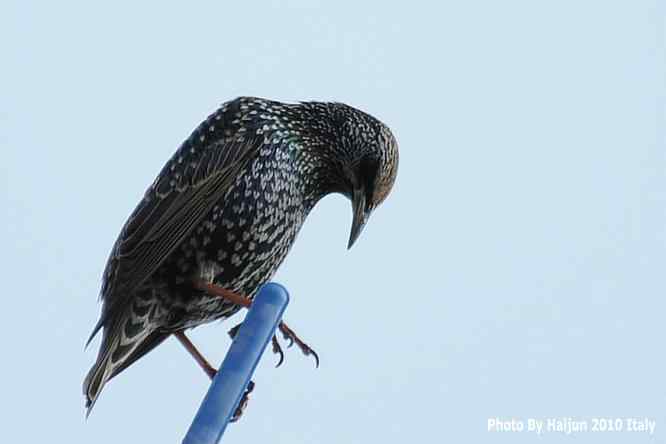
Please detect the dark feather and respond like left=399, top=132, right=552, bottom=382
left=83, top=97, right=400, bottom=415
left=87, top=101, right=264, bottom=345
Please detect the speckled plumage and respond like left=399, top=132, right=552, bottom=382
left=83, top=97, right=398, bottom=412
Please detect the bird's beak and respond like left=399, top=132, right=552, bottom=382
left=348, top=186, right=370, bottom=249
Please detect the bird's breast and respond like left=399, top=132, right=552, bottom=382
left=167, top=153, right=310, bottom=315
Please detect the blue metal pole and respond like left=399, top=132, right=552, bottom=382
left=182, top=282, right=290, bottom=444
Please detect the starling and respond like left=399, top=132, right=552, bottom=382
left=83, top=96, right=399, bottom=415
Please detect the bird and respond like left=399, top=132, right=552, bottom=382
left=83, top=96, right=399, bottom=418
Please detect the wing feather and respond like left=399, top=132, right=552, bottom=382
left=88, top=100, right=265, bottom=344
left=114, top=135, right=261, bottom=296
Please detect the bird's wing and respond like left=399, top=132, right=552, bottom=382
left=88, top=102, right=264, bottom=344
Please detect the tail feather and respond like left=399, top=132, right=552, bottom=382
left=83, top=347, right=113, bottom=416
left=83, top=321, right=169, bottom=416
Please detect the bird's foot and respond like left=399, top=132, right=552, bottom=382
left=206, top=283, right=318, bottom=367
left=203, top=363, right=217, bottom=380
left=230, top=381, right=255, bottom=422
left=278, top=321, right=320, bottom=368
left=227, top=323, right=241, bottom=339
left=271, top=335, right=285, bottom=367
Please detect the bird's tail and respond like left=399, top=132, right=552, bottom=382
left=83, top=313, right=169, bottom=416
left=83, top=343, right=115, bottom=416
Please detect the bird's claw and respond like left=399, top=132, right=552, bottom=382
left=271, top=335, right=285, bottom=367
left=229, top=321, right=318, bottom=367
left=230, top=380, right=255, bottom=423
left=280, top=328, right=295, bottom=347
left=227, top=324, right=240, bottom=339
left=278, top=322, right=320, bottom=368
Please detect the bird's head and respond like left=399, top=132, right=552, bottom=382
left=295, top=101, right=399, bottom=248
left=336, top=106, right=399, bottom=249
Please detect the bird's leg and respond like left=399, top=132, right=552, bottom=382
left=174, top=331, right=217, bottom=379
left=175, top=330, right=255, bottom=422
left=192, top=280, right=252, bottom=307
left=184, top=282, right=259, bottom=421
left=196, top=281, right=316, bottom=367
left=278, top=322, right=320, bottom=368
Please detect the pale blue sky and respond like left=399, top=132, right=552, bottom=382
left=1, top=1, right=664, bottom=443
